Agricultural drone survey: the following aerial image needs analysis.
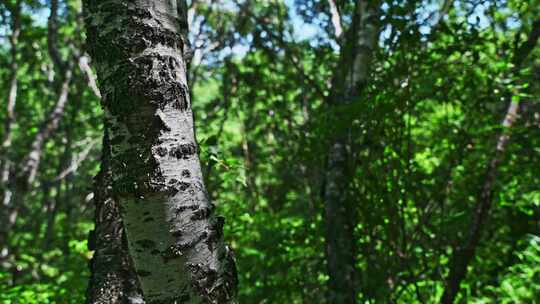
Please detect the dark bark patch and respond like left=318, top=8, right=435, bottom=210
left=190, top=207, right=212, bottom=221
left=147, top=294, right=190, bottom=304
left=161, top=244, right=184, bottom=262
left=181, top=169, right=191, bottom=178
left=136, top=270, right=152, bottom=277
left=175, top=204, right=198, bottom=215
left=166, top=83, right=189, bottom=111
left=110, top=135, right=125, bottom=145
left=177, top=182, right=190, bottom=191
left=135, top=239, right=156, bottom=249
left=127, top=136, right=142, bottom=145
left=152, top=115, right=171, bottom=132
left=170, top=229, right=183, bottom=238
left=169, top=143, right=197, bottom=159
left=187, top=261, right=236, bottom=303
left=155, top=146, right=167, bottom=157
left=164, top=231, right=208, bottom=263
left=207, top=216, right=225, bottom=243
left=87, top=229, right=96, bottom=251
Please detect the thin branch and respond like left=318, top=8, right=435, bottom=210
left=48, top=0, right=67, bottom=73
left=327, top=0, right=343, bottom=39
left=233, top=0, right=327, bottom=99
left=52, top=138, right=98, bottom=183
left=432, top=0, right=454, bottom=31
left=441, top=18, right=540, bottom=304
left=78, top=55, right=101, bottom=98
left=20, top=69, right=73, bottom=186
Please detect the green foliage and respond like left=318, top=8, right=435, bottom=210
left=1, top=0, right=540, bottom=303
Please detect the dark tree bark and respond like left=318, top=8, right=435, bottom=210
left=441, top=19, right=540, bottom=304
left=87, top=130, right=144, bottom=304
left=84, top=1, right=238, bottom=303
left=323, top=2, right=381, bottom=304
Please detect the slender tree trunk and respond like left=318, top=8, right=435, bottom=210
left=323, top=2, right=380, bottom=303
left=0, top=69, right=73, bottom=259
left=441, top=102, right=519, bottom=304
left=0, top=2, right=74, bottom=261
left=84, top=1, right=238, bottom=303
left=441, top=19, right=540, bottom=304
left=43, top=100, right=75, bottom=251
left=20, top=70, right=72, bottom=186
left=87, top=130, right=144, bottom=304
left=0, top=1, right=21, bottom=261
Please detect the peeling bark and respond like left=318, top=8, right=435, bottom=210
left=84, top=1, right=238, bottom=303
left=323, top=2, right=381, bottom=303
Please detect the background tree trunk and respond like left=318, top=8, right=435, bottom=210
left=84, top=1, right=238, bottom=303
left=441, top=19, right=540, bottom=304
left=0, top=0, right=21, bottom=263
left=323, top=2, right=381, bottom=303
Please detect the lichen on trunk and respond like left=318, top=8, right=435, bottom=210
left=84, top=1, right=238, bottom=303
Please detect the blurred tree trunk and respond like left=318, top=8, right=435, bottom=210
left=441, top=19, right=540, bottom=304
left=323, top=2, right=381, bottom=303
left=0, top=0, right=72, bottom=268
left=87, top=130, right=144, bottom=304
left=0, top=0, right=20, bottom=262
left=84, top=1, right=238, bottom=303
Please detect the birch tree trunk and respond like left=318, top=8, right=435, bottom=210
left=84, top=1, right=238, bottom=303
left=323, top=2, right=380, bottom=303
left=87, top=130, right=144, bottom=304
left=441, top=19, right=540, bottom=304
left=0, top=1, right=20, bottom=260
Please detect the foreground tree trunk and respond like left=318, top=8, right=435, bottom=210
left=87, top=130, right=144, bottom=304
left=441, top=19, right=540, bottom=304
left=323, top=2, right=381, bottom=303
left=84, top=1, right=238, bottom=303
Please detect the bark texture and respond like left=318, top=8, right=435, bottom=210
left=441, top=19, right=540, bottom=304
left=87, top=130, right=144, bottom=304
left=84, top=1, right=238, bottom=303
left=323, top=2, right=381, bottom=304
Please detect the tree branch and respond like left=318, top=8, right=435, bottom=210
left=78, top=55, right=101, bottom=98
left=441, top=18, right=540, bottom=304
left=48, top=0, right=67, bottom=73
left=327, top=0, right=343, bottom=39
